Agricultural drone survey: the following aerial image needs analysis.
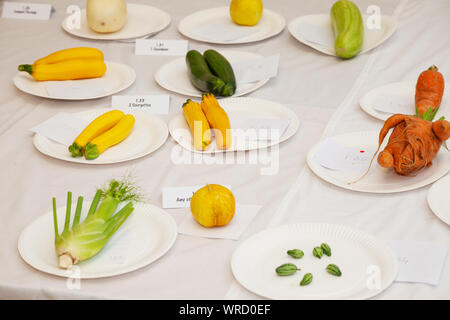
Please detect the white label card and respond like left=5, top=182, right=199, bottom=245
left=44, top=79, right=105, bottom=99
left=387, top=240, right=448, bottom=286
left=232, top=54, right=280, bottom=84
left=135, top=39, right=188, bottom=56
left=313, top=138, right=376, bottom=171
left=112, top=95, right=170, bottom=114
left=178, top=204, right=262, bottom=240
left=162, top=185, right=231, bottom=209
left=2, top=2, right=52, bottom=20
left=30, top=113, right=89, bottom=146
left=231, top=118, right=290, bottom=141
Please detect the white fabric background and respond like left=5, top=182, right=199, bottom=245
left=0, top=0, right=448, bottom=299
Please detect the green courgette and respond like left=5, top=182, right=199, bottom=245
left=203, top=50, right=237, bottom=97
left=330, top=0, right=364, bottom=59
left=185, top=50, right=225, bottom=96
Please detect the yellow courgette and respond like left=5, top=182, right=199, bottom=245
left=201, top=93, right=232, bottom=150
left=84, top=114, right=135, bottom=160
left=34, top=47, right=104, bottom=65
left=69, top=110, right=125, bottom=157
left=182, top=99, right=212, bottom=151
left=18, top=59, right=106, bottom=81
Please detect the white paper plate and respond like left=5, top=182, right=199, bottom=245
left=18, top=202, right=177, bottom=279
left=168, top=97, right=300, bottom=153
left=307, top=131, right=450, bottom=193
left=178, top=7, right=285, bottom=44
left=360, top=82, right=450, bottom=121
left=14, top=61, right=136, bottom=100
left=288, top=14, right=397, bottom=56
left=33, top=108, right=168, bottom=164
left=62, top=4, right=171, bottom=41
left=427, top=174, right=450, bottom=225
left=231, top=223, right=398, bottom=300
left=155, top=50, right=270, bottom=98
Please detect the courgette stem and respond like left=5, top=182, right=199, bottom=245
left=18, top=64, right=33, bottom=75
left=84, top=142, right=99, bottom=160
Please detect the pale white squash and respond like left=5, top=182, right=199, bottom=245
left=86, top=0, right=127, bottom=33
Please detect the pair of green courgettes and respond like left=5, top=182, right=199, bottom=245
left=186, top=49, right=236, bottom=97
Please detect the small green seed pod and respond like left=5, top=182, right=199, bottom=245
left=326, top=264, right=342, bottom=277
left=321, top=243, right=332, bottom=257
left=300, top=273, right=313, bottom=286
left=275, top=263, right=299, bottom=276
left=313, top=247, right=323, bottom=259
left=287, top=249, right=304, bottom=259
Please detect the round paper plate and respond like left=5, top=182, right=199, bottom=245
left=18, top=202, right=177, bottom=279
left=168, top=97, right=300, bottom=153
left=307, top=131, right=450, bottom=193
left=360, top=81, right=450, bottom=121
left=231, top=223, right=398, bottom=300
left=288, top=14, right=397, bottom=56
left=427, top=174, right=450, bottom=225
left=155, top=50, right=270, bottom=98
left=33, top=108, right=168, bottom=164
left=62, top=4, right=171, bottom=41
left=14, top=62, right=136, bottom=100
left=178, top=7, right=285, bottom=44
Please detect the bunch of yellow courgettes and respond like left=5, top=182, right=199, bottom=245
left=182, top=93, right=231, bottom=151
left=18, top=47, right=106, bottom=81
left=69, top=110, right=135, bottom=160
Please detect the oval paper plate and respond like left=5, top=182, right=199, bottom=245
left=33, top=108, right=168, bottom=164
left=360, top=81, right=450, bottom=121
left=18, top=202, right=177, bottom=279
left=231, top=223, right=398, bottom=300
left=427, top=174, right=450, bottom=225
left=178, top=7, right=285, bottom=44
left=14, top=62, right=136, bottom=100
left=307, top=131, right=450, bottom=193
left=62, top=4, right=171, bottom=41
left=168, top=97, right=300, bottom=153
left=288, top=14, right=397, bottom=56
left=155, top=50, right=270, bottom=98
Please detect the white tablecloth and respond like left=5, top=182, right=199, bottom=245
left=0, top=0, right=448, bottom=299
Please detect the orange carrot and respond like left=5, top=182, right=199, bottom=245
left=415, top=65, right=444, bottom=120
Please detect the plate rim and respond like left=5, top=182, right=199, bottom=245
left=168, top=96, right=300, bottom=153
left=427, top=174, right=450, bottom=225
left=306, top=131, right=450, bottom=194
left=288, top=14, right=398, bottom=56
left=177, top=6, right=286, bottom=45
left=359, top=81, right=450, bottom=121
left=154, top=49, right=271, bottom=98
left=61, top=3, right=172, bottom=41
left=231, top=222, right=398, bottom=300
left=18, top=202, right=178, bottom=279
left=32, top=108, right=169, bottom=165
left=13, top=61, right=136, bottom=101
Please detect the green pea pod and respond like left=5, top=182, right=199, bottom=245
left=326, top=264, right=342, bottom=277
left=330, top=0, right=364, bottom=59
left=275, top=263, right=299, bottom=276
left=321, top=243, right=332, bottom=256
left=313, top=247, right=323, bottom=259
left=300, top=273, right=313, bottom=286
left=287, top=249, right=304, bottom=259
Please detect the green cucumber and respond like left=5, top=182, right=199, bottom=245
left=330, top=0, right=364, bottom=59
left=185, top=50, right=225, bottom=96
left=203, top=49, right=237, bottom=97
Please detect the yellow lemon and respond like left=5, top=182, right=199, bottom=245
left=230, top=0, right=263, bottom=26
left=190, top=184, right=236, bottom=228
